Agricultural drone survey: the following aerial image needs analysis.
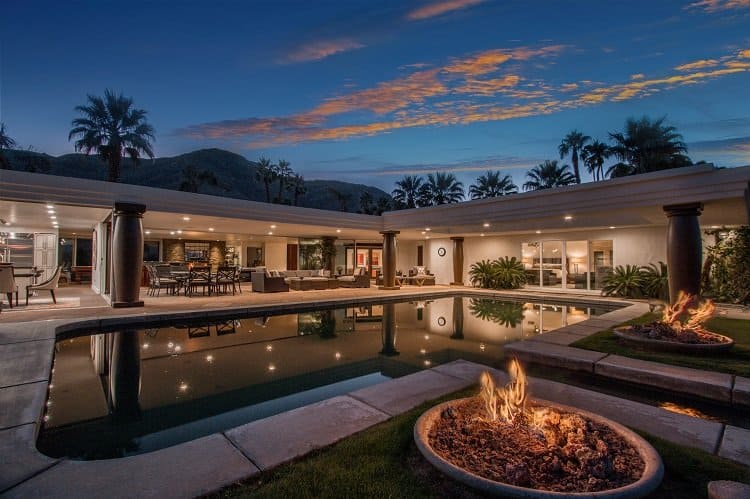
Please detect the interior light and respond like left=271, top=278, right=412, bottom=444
left=179, top=382, right=188, bottom=392
left=423, top=360, right=432, bottom=367
left=336, top=229, right=341, bottom=233
left=425, top=227, right=431, bottom=231
left=564, top=215, right=573, bottom=221
left=334, top=352, right=341, bottom=360
left=142, top=343, right=149, bottom=349
left=483, top=223, right=490, bottom=228
left=208, top=227, right=215, bottom=232
left=609, top=226, right=616, bottom=229
left=206, top=355, right=214, bottom=363
left=176, top=230, right=182, bottom=234
left=145, top=230, right=151, bottom=235
left=268, top=231, right=273, bottom=235
left=47, top=209, right=55, bottom=214
left=50, top=215, right=57, bottom=219
left=182, top=216, right=191, bottom=221
left=266, top=344, right=273, bottom=352
left=270, top=224, right=277, bottom=229
left=421, top=231, right=426, bottom=235
left=425, top=236, right=430, bottom=240
left=535, top=230, right=542, bottom=234
left=46, top=204, right=54, bottom=209
left=268, top=364, right=276, bottom=372
left=480, top=233, right=485, bottom=237
left=170, top=231, right=175, bottom=235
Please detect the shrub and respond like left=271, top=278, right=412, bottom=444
left=641, top=261, right=669, bottom=301
left=602, top=264, right=645, bottom=298
left=469, top=298, right=525, bottom=326
left=469, top=259, right=498, bottom=288
left=469, top=257, right=526, bottom=289
left=704, top=226, right=750, bottom=303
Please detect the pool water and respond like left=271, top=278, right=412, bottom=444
left=39, top=295, right=615, bottom=459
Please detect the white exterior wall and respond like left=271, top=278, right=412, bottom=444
left=264, top=240, right=288, bottom=271
left=396, top=239, right=417, bottom=275
left=425, top=238, right=453, bottom=285
left=91, top=222, right=107, bottom=295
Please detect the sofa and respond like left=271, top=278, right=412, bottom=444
left=251, top=271, right=289, bottom=293
left=336, top=267, right=371, bottom=288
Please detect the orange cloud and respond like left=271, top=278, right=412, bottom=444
left=442, top=45, right=565, bottom=76
left=630, top=73, right=645, bottom=80
left=453, top=75, right=521, bottom=96
left=560, top=83, right=579, bottom=91
left=675, top=59, right=719, bottom=71
left=282, top=39, right=364, bottom=63
left=686, top=0, right=750, bottom=11
left=739, top=49, right=750, bottom=58
left=406, top=0, right=486, bottom=20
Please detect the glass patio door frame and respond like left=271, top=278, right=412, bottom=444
left=522, top=239, right=609, bottom=291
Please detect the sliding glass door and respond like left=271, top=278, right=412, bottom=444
left=522, top=239, right=612, bottom=291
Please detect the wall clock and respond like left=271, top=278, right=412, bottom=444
left=437, top=247, right=446, bottom=257
left=437, top=317, right=446, bottom=326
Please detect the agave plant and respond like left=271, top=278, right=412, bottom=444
left=602, top=265, right=644, bottom=298
left=469, top=259, right=498, bottom=288
left=641, top=261, right=669, bottom=301
left=493, top=256, right=526, bottom=289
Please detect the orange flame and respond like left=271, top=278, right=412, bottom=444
left=661, top=291, right=715, bottom=331
left=479, top=358, right=527, bottom=424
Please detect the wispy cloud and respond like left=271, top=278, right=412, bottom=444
left=179, top=46, right=750, bottom=148
left=675, top=59, right=720, bottom=71
left=281, top=38, right=365, bottom=63
left=406, top=0, right=486, bottom=21
left=685, top=0, right=750, bottom=12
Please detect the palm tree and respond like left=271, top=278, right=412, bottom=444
left=468, top=170, right=518, bottom=199
left=425, top=172, right=464, bottom=205
left=359, top=191, right=374, bottom=214
left=0, top=123, right=17, bottom=170
left=391, top=175, right=428, bottom=209
left=68, top=89, right=155, bottom=182
left=558, top=130, right=590, bottom=184
left=289, top=173, right=306, bottom=206
left=607, top=116, right=691, bottom=178
left=275, top=159, right=291, bottom=203
left=375, top=196, right=391, bottom=215
left=523, top=160, right=576, bottom=191
left=581, top=140, right=611, bottom=181
left=179, top=165, right=219, bottom=193
left=328, top=187, right=351, bottom=211
left=255, top=156, right=276, bottom=202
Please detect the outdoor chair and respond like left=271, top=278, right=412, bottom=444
left=214, top=266, right=237, bottom=295
left=0, top=266, right=19, bottom=308
left=186, top=266, right=212, bottom=296
left=149, top=265, right=179, bottom=296
left=25, top=266, right=62, bottom=305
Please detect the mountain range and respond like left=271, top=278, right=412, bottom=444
left=0, top=148, right=391, bottom=213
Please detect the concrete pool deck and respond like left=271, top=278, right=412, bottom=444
left=1, top=287, right=748, bottom=497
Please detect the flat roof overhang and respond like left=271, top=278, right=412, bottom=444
left=382, top=164, right=750, bottom=236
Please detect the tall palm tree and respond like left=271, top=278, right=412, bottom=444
left=0, top=123, right=17, bottom=170
left=607, top=116, right=690, bottom=178
left=523, top=160, right=576, bottom=191
left=68, top=89, right=155, bottom=182
left=289, top=173, right=306, bottom=206
left=179, top=165, right=218, bottom=193
left=275, top=159, right=291, bottom=203
left=391, top=175, right=428, bottom=209
left=425, top=172, right=464, bottom=205
left=375, top=196, right=391, bottom=215
left=581, top=140, right=611, bottom=181
left=255, top=156, right=276, bottom=202
left=468, top=170, right=518, bottom=199
left=558, top=130, right=590, bottom=184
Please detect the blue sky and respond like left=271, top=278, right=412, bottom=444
left=1, top=0, right=749, bottom=191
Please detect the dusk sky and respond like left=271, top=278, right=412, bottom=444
left=1, top=0, right=749, bottom=191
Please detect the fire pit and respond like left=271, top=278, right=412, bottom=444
left=614, top=292, right=734, bottom=353
left=414, top=360, right=663, bottom=497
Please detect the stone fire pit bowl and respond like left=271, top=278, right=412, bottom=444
left=414, top=398, right=664, bottom=498
left=614, top=326, right=734, bottom=354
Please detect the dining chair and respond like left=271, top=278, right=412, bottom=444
left=26, top=266, right=62, bottom=305
left=0, top=266, right=19, bottom=308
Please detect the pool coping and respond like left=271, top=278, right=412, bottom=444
left=1, top=291, right=748, bottom=496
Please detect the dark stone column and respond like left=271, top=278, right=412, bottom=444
left=450, top=237, right=465, bottom=286
left=664, top=202, right=704, bottom=301
left=450, top=296, right=464, bottom=340
left=108, top=330, right=142, bottom=422
left=744, top=182, right=750, bottom=223
left=379, top=231, right=400, bottom=290
left=380, top=303, right=399, bottom=356
left=112, top=202, right=146, bottom=308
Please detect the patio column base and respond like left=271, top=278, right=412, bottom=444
left=380, top=230, right=400, bottom=289
left=378, top=286, right=401, bottom=290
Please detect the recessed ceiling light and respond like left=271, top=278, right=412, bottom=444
left=425, top=227, right=431, bottom=231
left=208, top=227, right=214, bottom=232
left=336, top=229, right=341, bottom=233
left=483, top=223, right=490, bottom=228
left=177, top=230, right=182, bottom=234
left=421, top=231, right=426, bottom=235
left=425, top=236, right=430, bottom=240
left=145, top=230, right=151, bottom=235
left=564, top=215, right=573, bottom=221
left=72, top=232, right=76, bottom=235
left=46, top=204, right=54, bottom=209
left=182, top=216, right=191, bottom=221
left=170, top=231, right=175, bottom=235
left=47, top=209, right=55, bottom=214
left=480, top=233, right=485, bottom=237
left=268, top=231, right=273, bottom=235
left=535, top=230, right=542, bottom=234
left=50, top=215, right=57, bottom=219
left=609, top=226, right=616, bottom=229
left=270, top=224, right=277, bottom=229
left=711, top=225, right=719, bottom=229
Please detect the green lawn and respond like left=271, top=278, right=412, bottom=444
left=208, top=387, right=750, bottom=499
left=573, top=314, right=750, bottom=377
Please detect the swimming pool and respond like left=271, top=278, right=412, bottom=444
left=38, top=294, right=617, bottom=459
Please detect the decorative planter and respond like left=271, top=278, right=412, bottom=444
left=414, top=398, right=664, bottom=498
left=614, top=326, right=734, bottom=354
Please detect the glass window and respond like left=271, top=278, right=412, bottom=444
left=75, top=238, right=93, bottom=266
left=143, top=241, right=160, bottom=262
left=521, top=242, right=540, bottom=285
left=590, top=240, right=613, bottom=290
left=541, top=241, right=563, bottom=288
left=58, top=238, right=74, bottom=269
left=565, top=240, right=588, bottom=289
